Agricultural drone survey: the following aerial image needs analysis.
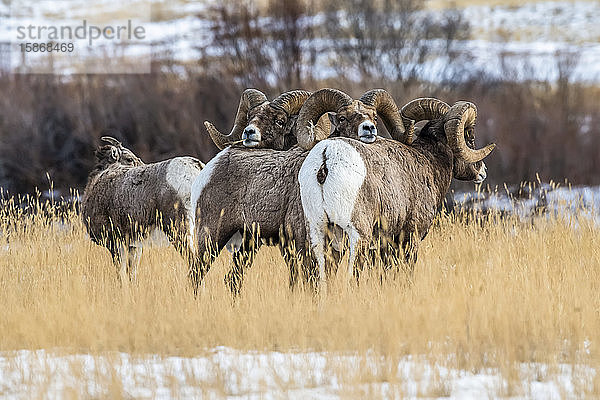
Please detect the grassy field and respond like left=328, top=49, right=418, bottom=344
left=0, top=194, right=599, bottom=397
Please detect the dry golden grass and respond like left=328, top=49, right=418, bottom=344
left=0, top=194, right=599, bottom=397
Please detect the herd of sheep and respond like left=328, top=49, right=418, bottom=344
left=80, top=88, right=496, bottom=294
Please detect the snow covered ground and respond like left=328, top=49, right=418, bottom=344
left=453, top=184, right=600, bottom=223
left=0, top=347, right=595, bottom=399
left=458, top=1, right=600, bottom=82
left=1, top=1, right=599, bottom=81
left=464, top=1, right=600, bottom=45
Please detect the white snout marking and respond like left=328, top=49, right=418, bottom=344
left=474, top=162, right=487, bottom=184
left=242, top=124, right=261, bottom=147
left=299, top=139, right=367, bottom=281
left=358, top=120, right=377, bottom=143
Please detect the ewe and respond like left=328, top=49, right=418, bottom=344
left=82, top=136, right=204, bottom=282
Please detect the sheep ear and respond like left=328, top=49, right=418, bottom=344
left=109, top=146, right=120, bottom=162
left=327, top=112, right=339, bottom=127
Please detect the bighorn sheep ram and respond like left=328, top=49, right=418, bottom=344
left=298, top=98, right=496, bottom=283
left=191, top=88, right=403, bottom=293
left=204, top=89, right=313, bottom=150
left=81, top=136, right=204, bottom=281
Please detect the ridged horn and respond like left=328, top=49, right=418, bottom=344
left=271, top=90, right=312, bottom=115
left=400, top=98, right=450, bottom=144
left=444, top=101, right=496, bottom=163
left=204, top=88, right=268, bottom=150
left=295, top=88, right=354, bottom=149
left=100, top=136, right=122, bottom=147
left=359, top=89, right=407, bottom=143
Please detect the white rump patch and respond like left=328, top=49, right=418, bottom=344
left=166, top=157, right=204, bottom=213
left=299, top=139, right=367, bottom=280
left=189, top=148, right=230, bottom=228
left=303, top=139, right=366, bottom=229
left=167, top=157, right=204, bottom=255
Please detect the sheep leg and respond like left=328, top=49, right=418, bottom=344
left=167, top=219, right=206, bottom=296
left=305, top=220, right=328, bottom=293
left=277, top=227, right=300, bottom=290
left=127, top=244, right=143, bottom=281
left=281, top=246, right=300, bottom=290
left=281, top=246, right=318, bottom=292
left=104, top=234, right=126, bottom=284
left=190, top=248, right=220, bottom=296
left=190, top=231, right=219, bottom=295
left=375, top=235, right=401, bottom=276
left=170, top=224, right=204, bottom=294
left=188, top=256, right=204, bottom=295
left=224, top=229, right=259, bottom=296
left=347, top=228, right=369, bottom=282
left=347, top=231, right=358, bottom=280
left=401, top=229, right=419, bottom=275
left=376, top=242, right=397, bottom=284
left=114, top=242, right=130, bottom=284
left=313, top=242, right=327, bottom=294
left=224, top=248, right=254, bottom=296
left=279, top=227, right=314, bottom=291
left=167, top=218, right=195, bottom=263
left=226, top=238, right=259, bottom=296
left=324, top=247, right=341, bottom=280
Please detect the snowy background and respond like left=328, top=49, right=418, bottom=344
left=1, top=0, right=599, bottom=81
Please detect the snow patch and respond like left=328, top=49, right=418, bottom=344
left=453, top=184, right=600, bottom=224
left=0, top=347, right=595, bottom=399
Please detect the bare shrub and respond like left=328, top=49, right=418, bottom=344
left=0, top=72, right=239, bottom=194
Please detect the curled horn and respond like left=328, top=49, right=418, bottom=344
left=359, top=89, right=407, bottom=143
left=295, top=88, right=354, bottom=150
left=444, top=101, right=496, bottom=163
left=400, top=98, right=451, bottom=144
left=204, top=89, right=268, bottom=150
left=270, top=90, right=312, bottom=115
left=100, top=136, right=122, bottom=147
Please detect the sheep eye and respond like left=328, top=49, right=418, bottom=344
left=338, top=116, right=346, bottom=123
left=465, top=135, right=475, bottom=147
left=275, top=119, right=285, bottom=126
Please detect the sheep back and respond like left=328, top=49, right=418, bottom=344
left=302, top=137, right=453, bottom=241
left=192, top=146, right=308, bottom=251
left=82, top=156, right=203, bottom=244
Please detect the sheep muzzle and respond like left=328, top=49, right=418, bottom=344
left=242, top=124, right=261, bottom=148
left=358, top=120, right=377, bottom=143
